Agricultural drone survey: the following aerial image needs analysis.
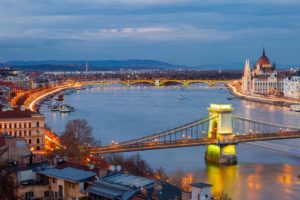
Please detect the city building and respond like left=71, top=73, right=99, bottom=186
left=87, top=172, right=182, bottom=200
left=16, top=162, right=51, bottom=200
left=0, top=86, right=12, bottom=100
left=0, top=107, right=45, bottom=151
left=241, top=49, right=284, bottom=95
left=37, top=166, right=97, bottom=200
left=0, top=134, right=31, bottom=163
left=241, top=59, right=251, bottom=94
left=284, top=70, right=300, bottom=99
left=190, top=182, right=212, bottom=200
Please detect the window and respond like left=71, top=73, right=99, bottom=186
left=44, top=191, right=49, bottom=198
left=58, top=185, right=63, bottom=197
left=52, top=178, right=56, bottom=183
left=37, top=138, right=40, bottom=144
left=25, top=192, right=34, bottom=200
left=29, top=139, right=31, bottom=144
left=36, top=121, right=40, bottom=128
left=29, top=123, right=31, bottom=128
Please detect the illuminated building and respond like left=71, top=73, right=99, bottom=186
left=241, top=59, right=252, bottom=94
left=283, top=70, right=300, bottom=99
left=0, top=107, right=45, bottom=151
left=241, top=48, right=284, bottom=95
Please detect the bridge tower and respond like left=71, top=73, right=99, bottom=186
left=205, top=104, right=237, bottom=164
left=155, top=79, right=160, bottom=87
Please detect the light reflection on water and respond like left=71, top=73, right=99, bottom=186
left=40, top=86, right=300, bottom=200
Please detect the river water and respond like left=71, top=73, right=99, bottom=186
left=40, top=86, right=300, bottom=200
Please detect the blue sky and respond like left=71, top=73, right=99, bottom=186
left=1, top=0, right=300, bottom=66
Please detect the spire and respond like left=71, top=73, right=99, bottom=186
left=262, top=47, right=266, bottom=56
left=243, top=59, right=251, bottom=77
left=85, top=57, right=88, bottom=73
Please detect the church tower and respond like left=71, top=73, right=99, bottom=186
left=242, top=59, right=252, bottom=94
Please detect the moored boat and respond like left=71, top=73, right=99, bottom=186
left=177, top=95, right=184, bottom=99
left=58, top=104, right=75, bottom=113
left=55, top=93, right=64, bottom=101
left=290, top=105, right=300, bottom=112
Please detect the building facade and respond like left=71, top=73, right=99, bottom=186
left=241, top=49, right=284, bottom=95
left=284, top=71, right=300, bottom=99
left=0, top=107, right=45, bottom=151
left=0, top=134, right=31, bottom=163
left=38, top=167, right=96, bottom=200
left=190, top=182, right=212, bottom=200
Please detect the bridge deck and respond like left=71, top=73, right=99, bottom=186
left=90, top=131, right=300, bottom=154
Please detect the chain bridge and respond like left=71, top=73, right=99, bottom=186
left=90, top=104, right=300, bottom=164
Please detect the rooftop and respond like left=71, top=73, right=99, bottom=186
left=87, top=173, right=155, bottom=199
left=38, top=167, right=96, bottom=183
left=0, top=108, right=39, bottom=119
left=257, top=48, right=271, bottom=66
left=191, top=182, right=212, bottom=188
left=101, top=173, right=154, bottom=188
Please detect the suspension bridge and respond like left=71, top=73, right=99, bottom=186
left=90, top=104, right=300, bottom=164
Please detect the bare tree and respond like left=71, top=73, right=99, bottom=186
left=107, top=153, right=155, bottom=178
left=214, top=191, right=232, bottom=200
left=60, top=119, right=100, bottom=163
left=0, top=163, right=21, bottom=200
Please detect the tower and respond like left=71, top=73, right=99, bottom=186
left=85, top=58, right=88, bottom=73
left=205, top=104, right=237, bottom=165
left=241, top=59, right=252, bottom=94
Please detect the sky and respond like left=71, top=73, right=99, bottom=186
left=0, top=0, right=300, bottom=66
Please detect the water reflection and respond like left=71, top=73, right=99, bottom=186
left=193, top=163, right=300, bottom=200
left=41, top=86, right=300, bottom=199
left=205, top=163, right=238, bottom=196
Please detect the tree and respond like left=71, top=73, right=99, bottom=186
left=107, top=153, right=154, bottom=178
left=214, top=191, right=232, bottom=200
left=0, top=163, right=21, bottom=200
left=154, top=167, right=169, bottom=181
left=59, top=119, right=100, bottom=163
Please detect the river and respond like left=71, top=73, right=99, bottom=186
left=40, top=85, right=300, bottom=200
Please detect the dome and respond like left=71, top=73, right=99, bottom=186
left=257, top=48, right=270, bottom=66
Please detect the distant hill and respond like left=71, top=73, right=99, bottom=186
left=0, top=59, right=296, bottom=71
left=3, top=59, right=183, bottom=71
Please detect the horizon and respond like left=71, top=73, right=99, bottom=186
left=1, top=1, right=300, bottom=66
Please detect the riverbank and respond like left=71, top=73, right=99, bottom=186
left=228, top=83, right=300, bottom=107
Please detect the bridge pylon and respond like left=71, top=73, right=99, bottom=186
left=155, top=79, right=160, bottom=87
left=205, top=104, right=237, bottom=164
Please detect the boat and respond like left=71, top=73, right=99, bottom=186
left=290, top=105, right=300, bottom=112
left=76, top=86, right=87, bottom=90
left=177, top=95, right=184, bottom=99
left=59, top=104, right=75, bottom=113
left=220, top=88, right=225, bottom=93
left=55, top=93, right=64, bottom=101
left=49, top=102, right=60, bottom=111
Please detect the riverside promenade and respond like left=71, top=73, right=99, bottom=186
left=228, top=83, right=300, bottom=107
